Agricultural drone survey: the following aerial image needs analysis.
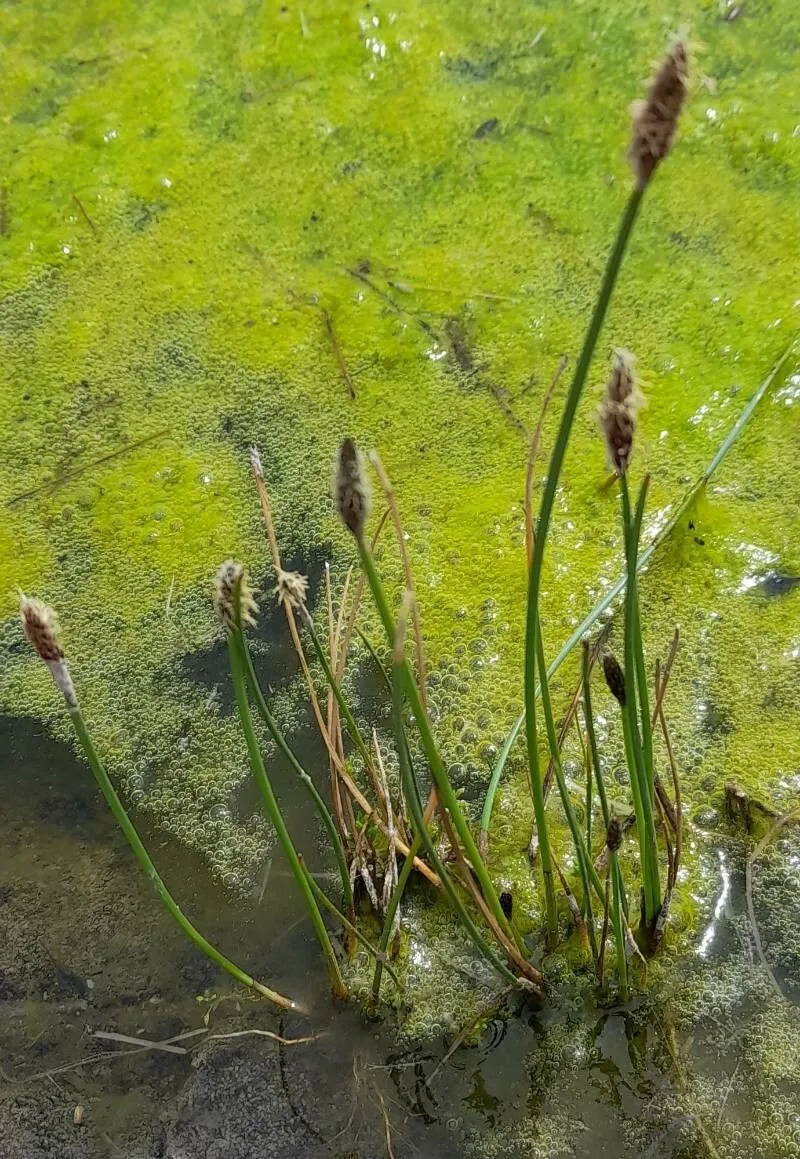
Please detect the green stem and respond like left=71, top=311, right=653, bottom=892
left=239, top=632, right=353, bottom=911
left=629, top=477, right=654, bottom=790
left=68, top=706, right=298, bottom=1012
left=228, top=629, right=347, bottom=999
left=371, top=830, right=420, bottom=1003
left=524, top=186, right=644, bottom=942
left=611, top=853, right=628, bottom=1001
left=484, top=321, right=796, bottom=846
left=302, top=864, right=403, bottom=993
left=390, top=652, right=521, bottom=988
left=535, top=626, right=603, bottom=930
left=301, top=611, right=375, bottom=776
left=619, top=478, right=660, bottom=925
left=582, top=642, right=629, bottom=995
left=357, top=537, right=522, bottom=954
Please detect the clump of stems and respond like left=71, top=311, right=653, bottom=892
left=334, top=441, right=543, bottom=992
left=521, top=35, right=688, bottom=946
left=215, top=562, right=347, bottom=999
left=19, top=594, right=299, bottom=1013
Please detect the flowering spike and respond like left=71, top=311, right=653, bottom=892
left=214, top=561, right=258, bottom=631
left=598, top=349, right=644, bottom=476
left=335, top=438, right=371, bottom=540
left=20, top=594, right=77, bottom=709
left=274, top=569, right=309, bottom=611
left=629, top=37, right=689, bottom=190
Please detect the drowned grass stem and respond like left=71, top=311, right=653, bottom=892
left=239, top=632, right=353, bottom=911
left=357, top=537, right=522, bottom=955
left=68, top=707, right=298, bottom=1011
left=228, top=627, right=347, bottom=999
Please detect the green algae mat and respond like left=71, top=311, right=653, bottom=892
left=2, top=1, right=799, bottom=912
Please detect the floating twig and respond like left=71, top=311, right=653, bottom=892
left=7, top=430, right=170, bottom=508
left=321, top=307, right=356, bottom=399
left=73, top=193, right=99, bottom=237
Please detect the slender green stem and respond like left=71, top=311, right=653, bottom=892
left=484, top=333, right=797, bottom=843
left=389, top=650, right=521, bottom=988
left=581, top=727, right=593, bottom=859
left=301, top=610, right=375, bottom=776
left=355, top=627, right=392, bottom=695
left=239, top=632, right=353, bottom=911
left=582, top=642, right=628, bottom=995
left=301, top=864, right=403, bottom=992
left=611, top=853, right=628, bottom=1000
left=68, top=705, right=298, bottom=1012
left=228, top=628, right=347, bottom=998
left=619, top=477, right=660, bottom=925
left=536, top=626, right=603, bottom=929
left=628, top=477, right=654, bottom=790
left=357, top=536, right=522, bottom=954
left=524, top=186, right=645, bottom=942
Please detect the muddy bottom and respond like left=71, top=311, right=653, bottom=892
left=2, top=714, right=799, bottom=1159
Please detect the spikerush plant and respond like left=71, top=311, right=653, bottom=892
left=522, top=36, right=689, bottom=945
left=19, top=595, right=300, bottom=1013
left=215, top=560, right=348, bottom=1000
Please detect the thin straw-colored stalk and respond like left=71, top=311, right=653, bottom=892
left=656, top=666, right=683, bottom=886
left=238, top=632, right=353, bottom=911
left=68, top=705, right=298, bottom=1011
left=390, top=618, right=525, bottom=990
left=325, top=562, right=350, bottom=844
left=357, top=539, right=522, bottom=953
left=250, top=457, right=342, bottom=775
left=370, top=451, right=430, bottom=707
left=524, top=186, right=645, bottom=943
left=228, top=626, right=347, bottom=999
left=525, top=354, right=569, bottom=567
left=486, top=342, right=796, bottom=832
left=299, top=607, right=377, bottom=781
left=298, top=859, right=403, bottom=992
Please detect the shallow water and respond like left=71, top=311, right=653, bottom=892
left=1, top=0, right=800, bottom=1155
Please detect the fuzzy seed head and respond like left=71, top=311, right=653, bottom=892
left=274, top=568, right=309, bottom=611
left=629, top=37, right=689, bottom=190
left=598, top=349, right=644, bottom=476
left=20, top=596, right=64, bottom=662
left=602, top=653, right=627, bottom=707
left=335, top=438, right=371, bottom=539
left=213, top=560, right=258, bottom=631
left=249, top=445, right=263, bottom=478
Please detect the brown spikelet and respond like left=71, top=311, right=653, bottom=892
left=274, top=568, right=309, bottom=611
left=606, top=816, right=624, bottom=853
left=335, top=438, right=371, bottom=539
left=602, top=653, right=627, bottom=707
left=214, top=560, right=258, bottom=631
left=598, top=349, right=643, bottom=476
left=20, top=596, right=64, bottom=662
left=629, top=37, right=689, bottom=190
